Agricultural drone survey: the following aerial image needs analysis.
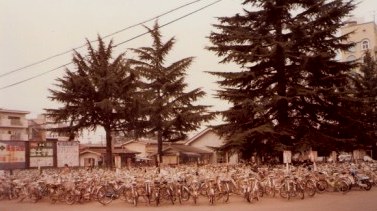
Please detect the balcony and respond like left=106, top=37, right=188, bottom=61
left=0, top=118, right=28, bottom=128
left=0, top=133, right=29, bottom=141
left=46, top=134, right=69, bottom=141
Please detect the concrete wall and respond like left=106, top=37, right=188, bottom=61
left=186, top=130, right=239, bottom=163
left=341, top=21, right=377, bottom=62
left=0, top=111, right=29, bottom=141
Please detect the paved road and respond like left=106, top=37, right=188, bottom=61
left=1, top=188, right=377, bottom=211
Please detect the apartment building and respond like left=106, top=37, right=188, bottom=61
left=0, top=108, right=29, bottom=141
left=28, top=114, right=70, bottom=142
left=340, top=20, right=377, bottom=62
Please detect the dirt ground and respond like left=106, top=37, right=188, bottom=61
left=1, top=188, right=377, bottom=211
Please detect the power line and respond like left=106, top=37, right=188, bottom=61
left=114, top=0, right=223, bottom=47
left=0, top=62, right=72, bottom=90
left=0, top=0, right=224, bottom=91
left=0, top=0, right=203, bottom=78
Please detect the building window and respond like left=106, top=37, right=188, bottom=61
left=361, top=39, right=370, bottom=50
left=8, top=116, right=21, bottom=126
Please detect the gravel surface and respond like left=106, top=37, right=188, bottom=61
left=1, top=188, right=377, bottom=211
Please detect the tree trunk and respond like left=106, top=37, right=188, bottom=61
left=105, top=127, right=113, bottom=169
left=157, top=130, right=163, bottom=166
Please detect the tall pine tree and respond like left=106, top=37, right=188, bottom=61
left=360, top=51, right=377, bottom=135
left=207, top=0, right=360, bottom=159
left=128, top=22, right=214, bottom=164
left=46, top=36, right=139, bottom=168
left=350, top=51, right=377, bottom=149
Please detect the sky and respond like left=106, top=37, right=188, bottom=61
left=1, top=0, right=376, bottom=142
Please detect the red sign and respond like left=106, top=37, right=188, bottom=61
left=0, top=141, right=26, bottom=170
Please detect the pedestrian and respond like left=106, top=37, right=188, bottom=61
left=61, top=164, right=70, bottom=174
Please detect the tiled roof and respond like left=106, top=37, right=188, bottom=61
left=80, top=146, right=139, bottom=154
left=169, top=144, right=212, bottom=154
left=185, top=128, right=213, bottom=145
left=0, top=108, right=30, bottom=114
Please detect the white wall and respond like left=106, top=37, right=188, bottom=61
left=187, top=130, right=228, bottom=163
left=79, top=153, right=101, bottom=167
left=57, top=141, right=79, bottom=167
left=123, top=142, right=147, bottom=157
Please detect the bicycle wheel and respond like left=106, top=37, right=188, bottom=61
left=209, top=194, right=215, bottom=205
left=316, top=179, right=328, bottom=193
left=136, top=186, right=147, bottom=203
left=9, top=189, right=19, bottom=200
left=199, top=183, right=208, bottom=196
left=248, top=192, right=257, bottom=203
left=181, top=187, right=190, bottom=201
left=244, top=191, right=250, bottom=203
left=168, top=189, right=175, bottom=205
left=50, top=196, right=57, bottom=204
left=264, top=186, right=275, bottom=197
left=258, top=183, right=264, bottom=198
left=90, top=186, right=100, bottom=201
left=223, top=190, right=230, bottom=203
left=362, top=180, right=372, bottom=191
left=160, top=187, right=170, bottom=201
left=124, top=188, right=134, bottom=204
left=337, top=181, right=350, bottom=193
left=147, top=189, right=156, bottom=204
left=30, top=192, right=41, bottom=203
left=305, top=180, right=316, bottom=197
left=296, top=187, right=305, bottom=200
left=133, top=193, right=138, bottom=207
left=64, top=192, right=76, bottom=205
left=279, top=183, right=289, bottom=199
left=155, top=192, right=160, bottom=206
left=58, top=190, right=67, bottom=202
left=97, top=185, right=113, bottom=205
left=49, top=190, right=58, bottom=204
left=177, top=189, right=182, bottom=204
left=192, top=192, right=198, bottom=205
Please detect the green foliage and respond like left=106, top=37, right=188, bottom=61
left=207, top=0, right=363, bottom=158
left=46, top=24, right=215, bottom=167
left=45, top=36, right=140, bottom=168
left=128, top=21, right=214, bottom=163
left=349, top=51, right=377, bottom=147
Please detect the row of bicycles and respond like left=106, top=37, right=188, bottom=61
left=0, top=161, right=376, bottom=206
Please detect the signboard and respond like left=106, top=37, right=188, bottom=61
left=29, top=141, right=54, bottom=167
left=57, top=141, right=79, bottom=167
left=283, top=150, right=292, bottom=164
left=309, top=150, right=318, bottom=162
left=353, top=149, right=362, bottom=160
left=114, top=155, right=121, bottom=169
left=0, top=141, right=26, bottom=169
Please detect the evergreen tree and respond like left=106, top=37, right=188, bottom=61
left=350, top=51, right=377, bottom=148
left=360, top=51, right=377, bottom=132
left=128, top=22, right=214, bottom=164
left=207, top=0, right=359, bottom=158
left=46, top=36, right=139, bottom=168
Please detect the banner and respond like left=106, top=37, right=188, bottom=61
left=57, top=141, right=79, bottom=167
left=283, top=150, right=292, bottom=164
left=0, top=141, right=26, bottom=169
left=29, top=141, right=54, bottom=167
left=115, top=155, right=121, bottom=169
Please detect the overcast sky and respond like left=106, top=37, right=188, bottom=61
left=1, top=0, right=376, bottom=141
